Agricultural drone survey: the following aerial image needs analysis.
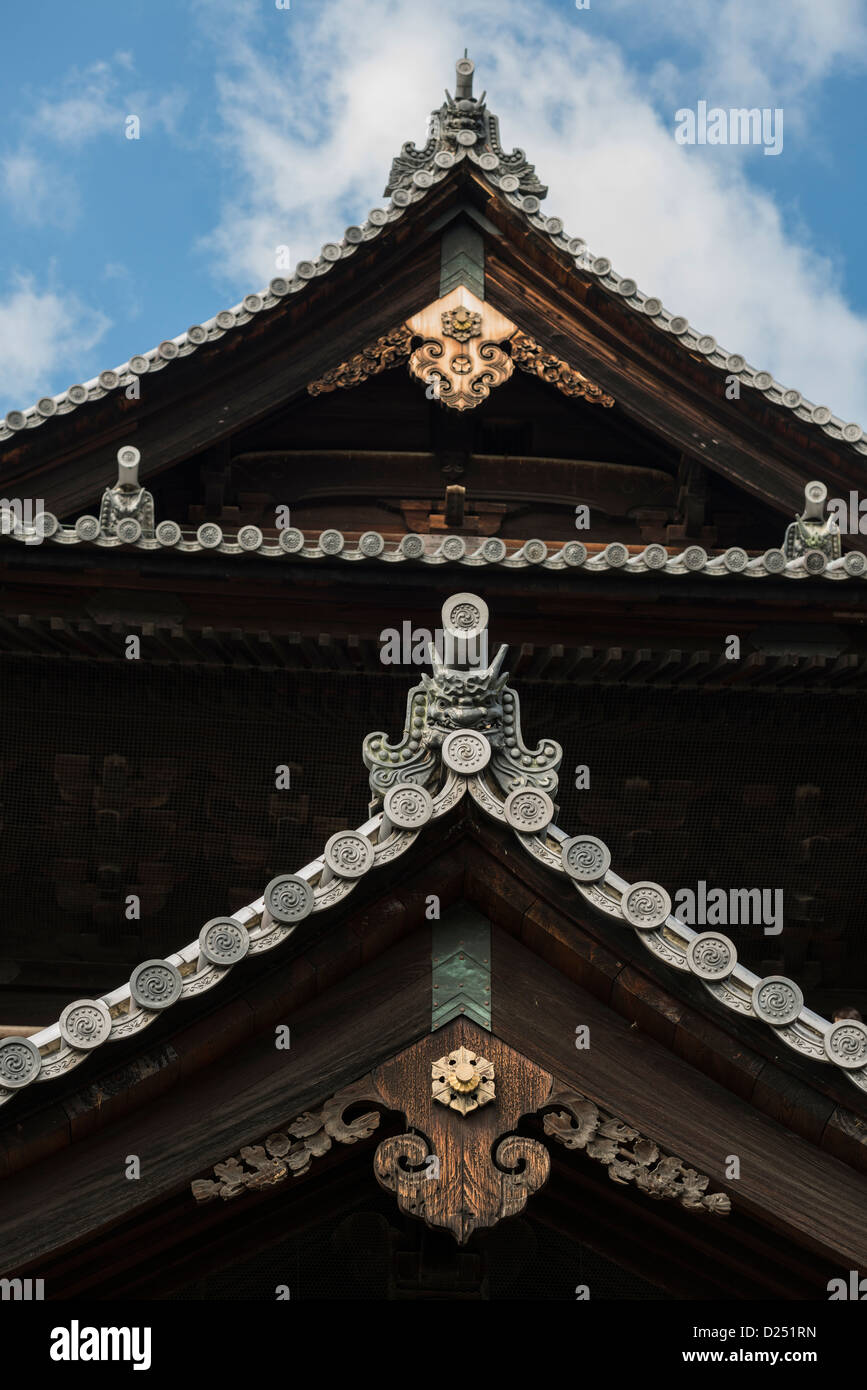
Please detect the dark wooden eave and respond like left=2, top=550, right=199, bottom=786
left=1, top=807, right=865, bottom=1285
left=0, top=167, right=862, bottom=521
left=2, top=540, right=866, bottom=689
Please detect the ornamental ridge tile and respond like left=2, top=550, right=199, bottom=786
left=1, top=591, right=865, bottom=1105
left=1, top=58, right=865, bottom=465
left=1, top=514, right=863, bottom=581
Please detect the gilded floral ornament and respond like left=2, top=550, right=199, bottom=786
left=432, top=1044, right=495, bottom=1114
left=442, top=304, right=482, bottom=342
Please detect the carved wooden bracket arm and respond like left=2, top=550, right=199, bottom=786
left=191, top=1028, right=730, bottom=1237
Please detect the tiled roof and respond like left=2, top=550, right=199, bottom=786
left=2, top=591, right=864, bottom=1105
left=2, top=59, right=866, bottom=463
left=2, top=520, right=864, bottom=579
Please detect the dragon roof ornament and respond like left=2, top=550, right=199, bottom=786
left=783, top=479, right=842, bottom=564
left=363, top=591, right=561, bottom=805
left=1, top=592, right=866, bottom=1106
left=384, top=55, right=546, bottom=201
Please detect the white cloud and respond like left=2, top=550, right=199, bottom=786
left=194, top=0, right=867, bottom=425
left=609, top=0, right=867, bottom=107
left=30, top=58, right=187, bottom=146
left=0, top=275, right=110, bottom=406
left=0, top=151, right=79, bottom=228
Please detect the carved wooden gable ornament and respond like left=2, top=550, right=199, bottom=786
left=308, top=284, right=615, bottom=412
left=192, top=1018, right=731, bottom=1242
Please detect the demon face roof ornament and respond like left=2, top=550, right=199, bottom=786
left=384, top=54, right=547, bottom=201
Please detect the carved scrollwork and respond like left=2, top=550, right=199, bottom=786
left=191, top=1080, right=382, bottom=1203
left=542, top=1089, right=731, bottom=1216
left=491, top=1134, right=551, bottom=1218
left=510, top=333, right=615, bottom=406
left=373, top=1128, right=549, bottom=1244
left=409, top=336, right=513, bottom=411
left=307, top=325, right=413, bottom=396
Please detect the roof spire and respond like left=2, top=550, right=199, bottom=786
left=384, top=57, right=546, bottom=202
left=455, top=54, right=474, bottom=102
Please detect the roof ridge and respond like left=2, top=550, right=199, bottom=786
left=2, top=56, right=866, bottom=461
left=1, top=591, right=864, bottom=1105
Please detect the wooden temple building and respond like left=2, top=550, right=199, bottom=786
left=0, top=57, right=865, bottom=1303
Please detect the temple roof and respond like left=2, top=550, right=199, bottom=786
left=2, top=55, right=866, bottom=467
left=2, top=590, right=865, bottom=1108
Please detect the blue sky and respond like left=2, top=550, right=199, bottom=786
left=1, top=0, right=866, bottom=421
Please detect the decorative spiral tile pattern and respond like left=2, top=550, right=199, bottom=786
left=264, top=874, right=315, bottom=922
left=33, top=512, right=59, bottom=539
left=641, top=544, right=668, bottom=569
left=196, top=523, right=223, bottom=549
left=324, top=831, right=375, bottom=878
left=823, top=1019, right=867, bottom=1069
left=503, top=788, right=554, bottom=833
left=682, top=546, right=707, bottom=571
left=561, top=541, right=587, bottom=566
left=603, top=542, right=628, bottom=567
left=560, top=835, right=611, bottom=882
left=481, top=537, right=507, bottom=562
left=199, top=917, right=250, bottom=964
left=359, top=531, right=385, bottom=556
left=441, top=729, right=491, bottom=774
left=723, top=547, right=748, bottom=572
left=383, top=783, right=434, bottom=828
left=442, top=592, right=487, bottom=639
left=319, top=529, right=344, bottom=554
left=129, top=959, right=183, bottom=1010
left=687, top=933, right=737, bottom=980
left=621, top=881, right=672, bottom=930
left=440, top=536, right=466, bottom=560
left=59, top=998, right=112, bottom=1049
left=237, top=525, right=263, bottom=551
left=400, top=534, right=425, bottom=559
left=115, top=518, right=141, bottom=544
left=0, top=1037, right=42, bottom=1087
left=75, top=516, right=100, bottom=541
left=156, top=520, right=182, bottom=546
left=751, top=976, right=803, bottom=1026
left=523, top=539, right=547, bottom=564
left=278, top=527, right=305, bottom=553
